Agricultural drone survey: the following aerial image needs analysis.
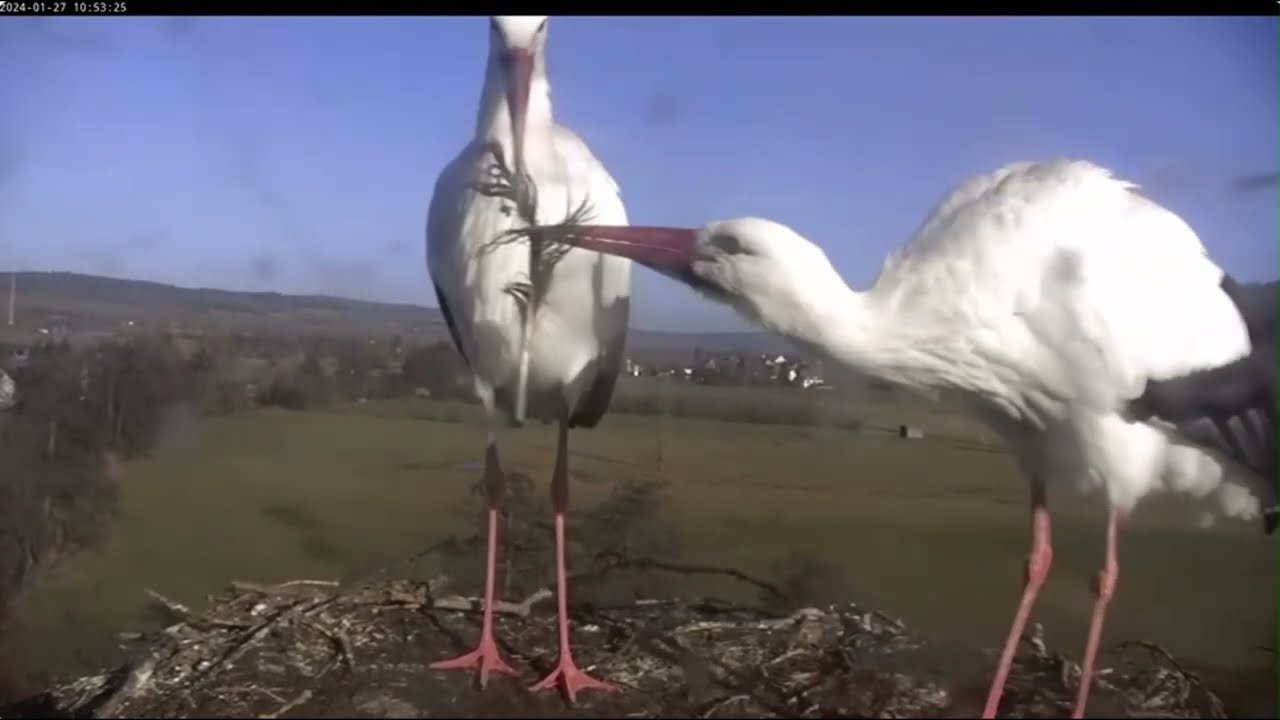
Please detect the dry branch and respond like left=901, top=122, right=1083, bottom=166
left=1114, top=640, right=1196, bottom=679
left=345, top=534, right=472, bottom=589
left=144, top=588, right=250, bottom=630
left=677, top=607, right=826, bottom=635
left=260, top=689, right=312, bottom=719
left=174, top=594, right=336, bottom=705
left=590, top=550, right=792, bottom=606
left=1112, top=640, right=1227, bottom=718
left=430, top=587, right=553, bottom=617
left=302, top=619, right=356, bottom=673
left=90, top=654, right=160, bottom=719
left=229, top=579, right=338, bottom=596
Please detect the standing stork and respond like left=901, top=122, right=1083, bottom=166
left=526, top=159, right=1275, bottom=718
left=425, top=15, right=632, bottom=702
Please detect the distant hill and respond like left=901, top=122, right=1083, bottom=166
left=1, top=271, right=790, bottom=356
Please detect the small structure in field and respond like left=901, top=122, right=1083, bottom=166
left=0, top=367, right=15, bottom=410
left=898, top=424, right=925, bottom=440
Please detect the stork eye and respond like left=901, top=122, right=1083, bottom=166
left=709, top=233, right=748, bottom=255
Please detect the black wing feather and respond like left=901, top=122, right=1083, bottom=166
left=1128, top=275, right=1278, bottom=533
left=569, top=298, right=630, bottom=430
left=568, top=185, right=631, bottom=430
left=432, top=282, right=470, bottom=369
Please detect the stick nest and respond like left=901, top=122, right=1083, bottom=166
left=0, top=566, right=1231, bottom=719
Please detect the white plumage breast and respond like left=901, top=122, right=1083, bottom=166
left=426, top=125, right=631, bottom=416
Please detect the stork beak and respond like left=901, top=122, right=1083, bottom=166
left=546, top=225, right=700, bottom=279
left=505, top=48, right=534, bottom=177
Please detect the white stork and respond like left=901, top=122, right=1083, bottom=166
left=527, top=158, right=1276, bottom=718
left=424, top=15, right=631, bottom=702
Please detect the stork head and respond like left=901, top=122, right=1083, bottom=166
left=541, top=218, right=843, bottom=335
left=488, top=15, right=549, bottom=177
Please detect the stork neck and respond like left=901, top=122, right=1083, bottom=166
left=773, top=279, right=932, bottom=394
left=475, top=63, right=555, bottom=163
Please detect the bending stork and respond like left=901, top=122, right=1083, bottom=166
left=425, top=15, right=631, bottom=703
left=527, top=159, right=1275, bottom=718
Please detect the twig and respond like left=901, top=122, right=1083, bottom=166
left=497, top=194, right=599, bottom=262
left=178, top=594, right=338, bottom=701
left=1020, top=621, right=1047, bottom=658
left=229, top=579, right=338, bottom=596
left=592, top=550, right=792, bottom=606
left=698, top=693, right=751, bottom=718
left=677, top=607, right=826, bottom=635
left=868, top=609, right=906, bottom=632
left=303, top=619, right=356, bottom=674
left=143, top=588, right=250, bottom=630
left=430, top=587, right=552, bottom=617
left=143, top=588, right=193, bottom=617
left=343, top=576, right=441, bottom=611
left=260, top=689, right=312, bottom=719
left=1113, top=640, right=1191, bottom=677
left=90, top=654, right=159, bottom=719
left=1114, top=640, right=1228, bottom=718
left=344, top=534, right=472, bottom=589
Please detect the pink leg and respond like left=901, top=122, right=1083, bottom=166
left=1071, top=509, right=1119, bottom=719
left=983, top=484, right=1053, bottom=719
left=530, top=421, right=618, bottom=704
left=431, top=444, right=517, bottom=686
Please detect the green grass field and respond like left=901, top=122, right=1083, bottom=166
left=6, top=393, right=1276, bottom=707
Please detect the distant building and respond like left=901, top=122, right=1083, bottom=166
left=898, top=425, right=925, bottom=440
left=623, top=357, right=645, bottom=377
left=0, top=327, right=38, bottom=371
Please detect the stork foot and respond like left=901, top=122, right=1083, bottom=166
left=430, top=633, right=518, bottom=689
left=530, top=654, right=617, bottom=704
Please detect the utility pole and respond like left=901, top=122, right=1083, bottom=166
left=7, top=273, right=14, bottom=326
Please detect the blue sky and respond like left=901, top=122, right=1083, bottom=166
left=1, top=16, right=1275, bottom=332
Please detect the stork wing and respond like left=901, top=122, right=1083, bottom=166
left=551, top=126, right=633, bottom=429
left=432, top=283, right=469, bottom=368
left=425, top=147, right=477, bottom=369
left=971, top=163, right=1255, bottom=410
left=1130, top=278, right=1276, bottom=418
left=888, top=160, right=1252, bottom=416
left=1126, top=278, right=1278, bottom=530
left=1003, top=163, right=1263, bottom=497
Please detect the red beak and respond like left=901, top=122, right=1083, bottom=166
left=547, top=225, right=700, bottom=278
left=505, top=48, right=534, bottom=178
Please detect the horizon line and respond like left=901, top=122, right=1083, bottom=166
left=0, top=268, right=769, bottom=338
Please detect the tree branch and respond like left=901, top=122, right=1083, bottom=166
left=429, top=587, right=553, bottom=617
left=588, top=549, right=792, bottom=606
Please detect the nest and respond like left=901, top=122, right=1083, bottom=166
left=0, top=554, right=1232, bottom=719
